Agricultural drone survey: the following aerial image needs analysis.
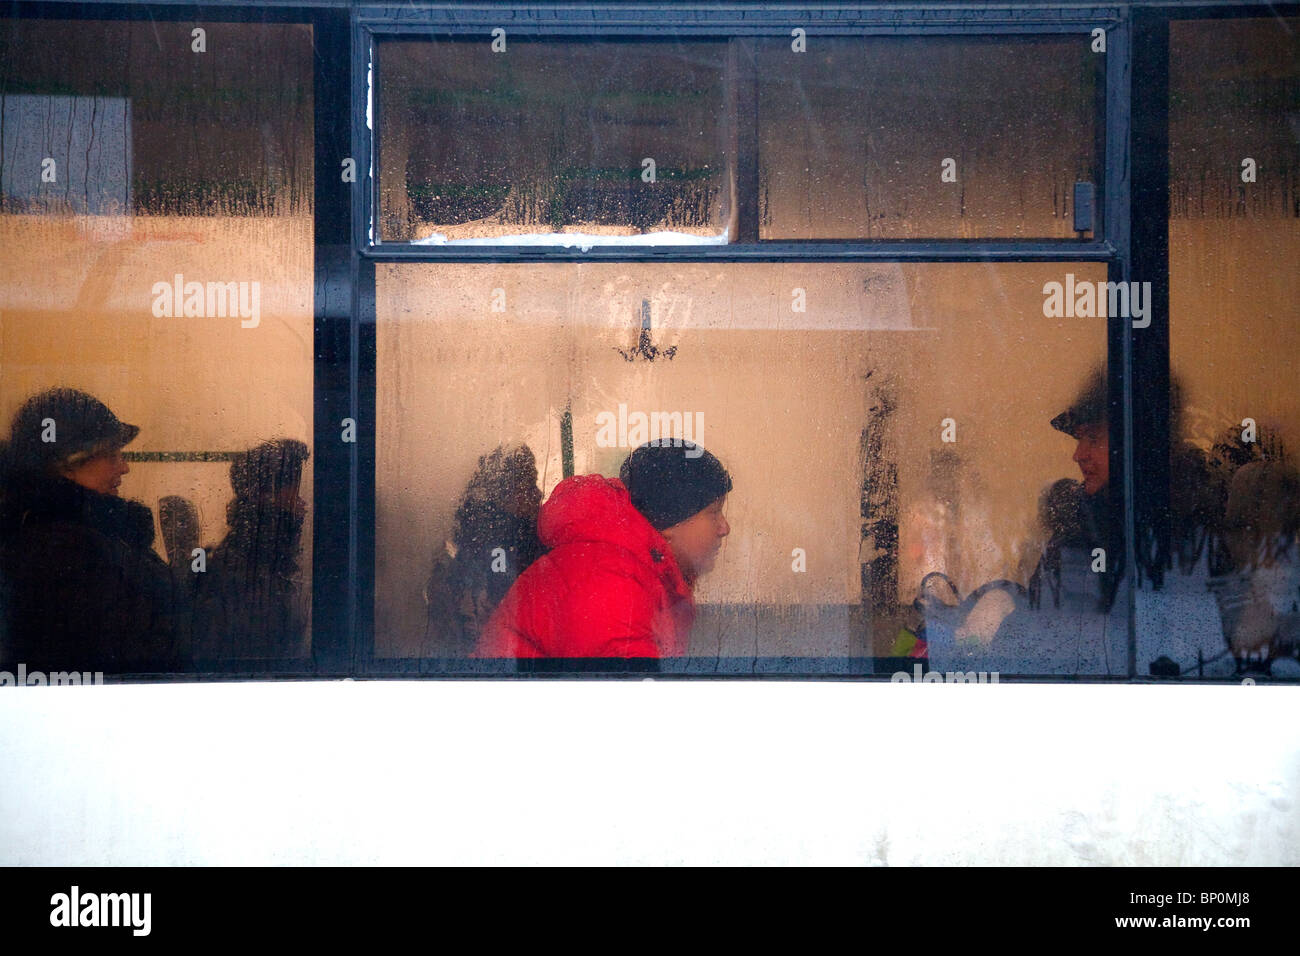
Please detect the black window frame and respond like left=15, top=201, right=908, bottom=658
left=356, top=3, right=1123, bottom=262
left=1, top=0, right=1295, bottom=682
left=355, top=3, right=1136, bottom=680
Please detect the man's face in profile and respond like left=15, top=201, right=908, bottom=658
left=662, top=495, right=730, bottom=580
left=1072, top=423, right=1110, bottom=495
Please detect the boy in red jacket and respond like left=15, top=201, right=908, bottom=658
left=475, top=441, right=732, bottom=658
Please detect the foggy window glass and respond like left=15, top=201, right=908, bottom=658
left=757, top=36, right=1102, bottom=239
left=376, top=40, right=732, bottom=244
left=375, top=261, right=1120, bottom=675
left=0, top=20, right=313, bottom=216
left=0, top=20, right=315, bottom=671
left=1159, top=18, right=1300, bottom=679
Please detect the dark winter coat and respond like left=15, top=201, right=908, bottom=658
left=0, top=474, right=188, bottom=671
left=189, top=533, right=308, bottom=661
left=1028, top=480, right=1122, bottom=614
left=475, top=475, right=695, bottom=658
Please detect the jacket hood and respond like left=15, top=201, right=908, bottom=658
left=538, top=475, right=691, bottom=586
left=477, top=474, right=698, bottom=659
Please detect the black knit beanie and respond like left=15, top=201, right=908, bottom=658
left=619, top=441, right=733, bottom=531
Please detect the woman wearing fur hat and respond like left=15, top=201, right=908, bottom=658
left=475, top=440, right=732, bottom=659
left=0, top=388, right=188, bottom=671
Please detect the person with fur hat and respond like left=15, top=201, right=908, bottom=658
left=0, top=388, right=188, bottom=671
left=1029, top=367, right=1122, bottom=613
left=475, top=440, right=732, bottom=658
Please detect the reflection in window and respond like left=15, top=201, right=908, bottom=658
left=757, top=36, right=1102, bottom=239
left=376, top=261, right=1123, bottom=674
left=1158, top=18, right=1300, bottom=679
left=376, top=40, right=733, bottom=243
left=0, top=20, right=315, bottom=670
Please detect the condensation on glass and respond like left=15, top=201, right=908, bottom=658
left=375, top=261, right=1123, bottom=674
left=757, top=36, right=1102, bottom=239
left=375, top=39, right=733, bottom=243
left=0, top=20, right=315, bottom=667
left=1154, top=17, right=1300, bottom=678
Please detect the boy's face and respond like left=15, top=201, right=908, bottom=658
left=1072, top=422, right=1110, bottom=495
left=662, top=495, right=730, bottom=580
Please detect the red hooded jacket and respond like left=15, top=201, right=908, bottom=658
left=475, top=474, right=695, bottom=658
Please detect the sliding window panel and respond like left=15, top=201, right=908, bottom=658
left=375, top=261, right=1121, bottom=676
left=0, top=19, right=315, bottom=672
left=375, top=38, right=733, bottom=245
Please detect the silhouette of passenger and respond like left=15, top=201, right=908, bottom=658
left=1169, top=425, right=1291, bottom=580
left=191, top=438, right=310, bottom=660
left=0, top=388, right=188, bottom=671
left=913, top=370, right=1127, bottom=673
left=476, top=440, right=732, bottom=659
left=424, top=444, right=543, bottom=655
